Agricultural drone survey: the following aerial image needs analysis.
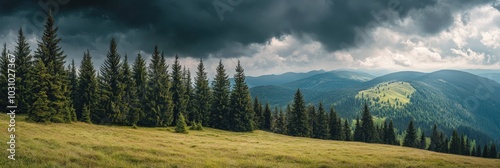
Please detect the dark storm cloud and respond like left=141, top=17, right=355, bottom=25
left=0, top=0, right=496, bottom=59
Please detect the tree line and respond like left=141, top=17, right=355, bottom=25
left=0, top=13, right=255, bottom=133
left=279, top=89, right=498, bottom=159
left=0, top=12, right=498, bottom=159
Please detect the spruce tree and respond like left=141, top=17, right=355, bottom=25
left=183, top=67, right=194, bottom=125
left=287, top=89, right=309, bottom=137
left=420, top=131, right=426, bottom=149
left=354, top=117, right=363, bottom=142
left=444, top=138, right=450, bottom=153
left=430, top=124, right=439, bottom=151
left=271, top=106, right=279, bottom=132
left=146, top=46, right=173, bottom=127
left=33, top=12, right=74, bottom=123
left=263, top=102, right=272, bottom=131
left=383, top=121, right=389, bottom=144
left=315, top=102, right=329, bottom=139
left=489, top=144, right=497, bottom=159
left=437, top=132, right=448, bottom=153
left=253, top=97, right=262, bottom=129
left=99, top=38, right=125, bottom=124
left=14, top=28, right=33, bottom=115
left=329, top=107, right=340, bottom=140
left=475, top=144, right=482, bottom=157
left=343, top=119, right=351, bottom=141
left=460, top=134, right=466, bottom=155
left=308, top=105, right=317, bottom=137
left=465, top=139, right=471, bottom=156
left=0, top=44, right=8, bottom=113
left=193, top=59, right=211, bottom=126
left=471, top=145, right=476, bottom=157
left=29, top=60, right=52, bottom=123
left=132, top=52, right=148, bottom=126
left=449, top=130, right=461, bottom=154
left=77, top=50, right=97, bottom=123
left=361, top=103, right=375, bottom=142
left=175, top=113, right=188, bottom=134
left=387, top=120, right=397, bottom=145
left=228, top=60, right=254, bottom=132
left=94, top=73, right=106, bottom=122
left=171, top=55, right=185, bottom=126
left=275, top=108, right=287, bottom=134
left=121, top=55, right=140, bottom=126
left=482, top=144, right=489, bottom=158
left=403, top=120, right=417, bottom=148
left=68, top=59, right=78, bottom=120
left=210, top=60, right=230, bottom=129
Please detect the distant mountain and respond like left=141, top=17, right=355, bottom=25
left=477, top=73, right=500, bottom=83
left=461, top=69, right=500, bottom=75
left=281, top=70, right=375, bottom=91
left=250, top=70, right=500, bottom=143
left=232, top=70, right=326, bottom=88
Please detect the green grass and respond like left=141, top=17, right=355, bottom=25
left=356, top=81, right=416, bottom=108
left=1, top=115, right=499, bottom=167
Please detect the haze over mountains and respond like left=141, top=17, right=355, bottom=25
left=249, top=69, right=500, bottom=144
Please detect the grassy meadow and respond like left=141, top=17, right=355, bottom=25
left=0, top=114, right=499, bottom=167
left=356, top=81, right=416, bottom=108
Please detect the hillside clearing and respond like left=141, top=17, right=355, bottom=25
left=0, top=115, right=498, bottom=167
left=356, top=81, right=416, bottom=108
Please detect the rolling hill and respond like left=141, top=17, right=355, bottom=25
left=1, top=115, right=499, bottom=167
left=251, top=70, right=500, bottom=143
left=250, top=70, right=375, bottom=105
left=231, top=70, right=326, bottom=88
left=281, top=70, right=374, bottom=91
left=478, top=73, right=500, bottom=83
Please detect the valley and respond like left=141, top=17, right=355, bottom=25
left=250, top=70, right=500, bottom=144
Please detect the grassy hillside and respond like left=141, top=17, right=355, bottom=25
left=1, top=115, right=499, bottom=167
left=355, top=81, right=416, bottom=108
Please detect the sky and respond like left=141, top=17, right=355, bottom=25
left=0, top=0, right=499, bottom=77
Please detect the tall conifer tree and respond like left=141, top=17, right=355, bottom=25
left=253, top=97, right=262, bottom=129
left=77, top=50, right=97, bottom=123
left=146, top=46, right=173, bottom=126
left=420, top=131, right=426, bottom=149
left=121, top=55, right=140, bottom=126
left=132, top=53, right=148, bottom=125
left=210, top=60, right=230, bottom=129
left=287, top=89, right=309, bottom=137
left=403, top=120, right=418, bottom=148
left=229, top=61, right=254, bottom=132
left=0, top=44, right=8, bottom=113
left=14, top=28, right=33, bottom=115
left=449, top=130, right=461, bottom=154
left=343, top=119, right=351, bottom=141
left=193, top=59, right=211, bottom=125
left=99, top=38, right=124, bottom=124
left=32, top=12, right=74, bottom=123
left=183, top=67, right=194, bottom=124
left=329, top=107, right=341, bottom=140
left=263, top=102, right=272, bottom=131
left=387, top=120, right=397, bottom=145
left=171, top=55, right=185, bottom=126
left=308, top=105, right=317, bottom=137
left=361, top=103, right=375, bottom=142
left=354, top=117, right=363, bottom=142
left=68, top=60, right=78, bottom=109
left=315, top=102, right=329, bottom=139
left=29, top=60, right=51, bottom=122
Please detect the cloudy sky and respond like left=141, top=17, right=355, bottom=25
left=0, top=0, right=499, bottom=77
